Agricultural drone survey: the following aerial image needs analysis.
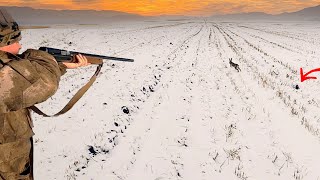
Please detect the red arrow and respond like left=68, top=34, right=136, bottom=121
left=300, top=67, right=320, bottom=82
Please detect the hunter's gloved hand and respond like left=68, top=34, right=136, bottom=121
left=62, top=54, right=91, bottom=69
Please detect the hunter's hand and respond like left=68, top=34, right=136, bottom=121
left=62, top=54, right=91, bottom=69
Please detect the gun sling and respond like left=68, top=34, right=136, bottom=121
left=30, top=64, right=103, bottom=117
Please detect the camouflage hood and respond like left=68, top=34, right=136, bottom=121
left=0, top=9, right=21, bottom=47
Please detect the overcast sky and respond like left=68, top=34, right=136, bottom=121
left=0, top=0, right=319, bottom=16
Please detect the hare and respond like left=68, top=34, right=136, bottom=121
left=229, top=58, right=241, bottom=72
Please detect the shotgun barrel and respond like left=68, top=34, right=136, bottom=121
left=39, top=47, right=134, bottom=63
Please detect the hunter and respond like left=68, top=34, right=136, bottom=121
left=0, top=9, right=89, bottom=179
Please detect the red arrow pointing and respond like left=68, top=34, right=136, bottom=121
left=300, top=68, right=320, bottom=82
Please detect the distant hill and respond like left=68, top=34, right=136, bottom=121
left=212, top=12, right=273, bottom=21
left=278, top=5, right=320, bottom=21
left=0, top=6, right=147, bottom=25
left=210, top=5, right=320, bottom=21
left=1, top=5, right=320, bottom=24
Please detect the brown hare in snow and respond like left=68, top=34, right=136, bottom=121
left=229, top=58, right=241, bottom=72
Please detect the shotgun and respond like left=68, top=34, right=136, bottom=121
left=38, top=46, right=134, bottom=65
left=31, top=46, right=134, bottom=117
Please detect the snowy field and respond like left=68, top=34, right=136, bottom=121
left=20, top=20, right=320, bottom=180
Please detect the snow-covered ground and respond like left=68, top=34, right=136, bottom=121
left=20, top=20, right=320, bottom=180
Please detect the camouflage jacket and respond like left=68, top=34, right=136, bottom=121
left=0, top=49, right=67, bottom=144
